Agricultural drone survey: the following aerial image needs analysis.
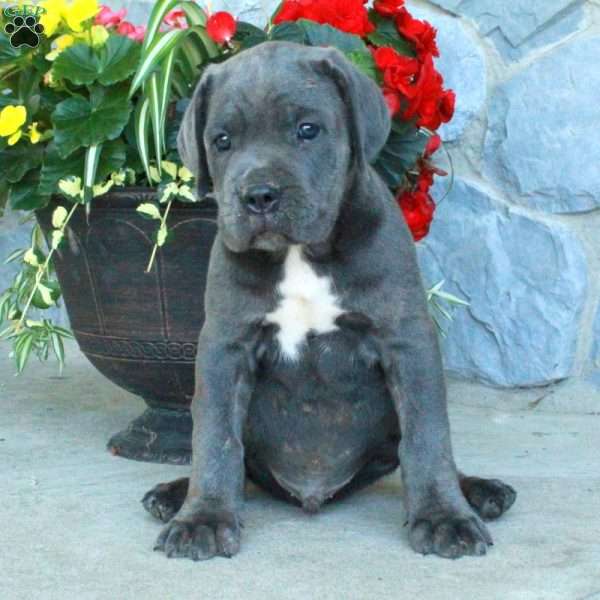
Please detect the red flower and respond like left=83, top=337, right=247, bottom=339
left=439, top=90, right=456, bottom=123
left=96, top=5, right=126, bottom=27
left=206, top=11, right=237, bottom=44
left=425, top=134, right=441, bottom=157
left=372, top=47, right=420, bottom=100
left=164, top=9, right=188, bottom=29
left=273, top=0, right=374, bottom=37
left=372, top=46, right=402, bottom=70
left=395, top=8, right=439, bottom=58
left=373, top=0, right=405, bottom=18
left=400, top=54, right=446, bottom=129
left=397, top=189, right=435, bottom=241
left=116, top=21, right=146, bottom=42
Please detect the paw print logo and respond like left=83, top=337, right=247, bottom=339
left=4, top=13, right=44, bottom=49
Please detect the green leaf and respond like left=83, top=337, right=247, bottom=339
left=0, top=143, right=44, bottom=183
left=18, top=69, right=41, bottom=104
left=51, top=325, right=74, bottom=339
left=0, top=33, right=20, bottom=65
left=9, top=171, right=49, bottom=211
left=298, top=20, right=367, bottom=53
left=53, top=37, right=141, bottom=87
left=180, top=1, right=208, bottom=27
left=134, top=97, right=152, bottom=183
left=234, top=21, right=268, bottom=49
left=155, top=224, right=172, bottom=247
left=130, top=26, right=216, bottom=97
left=159, top=49, right=177, bottom=151
left=52, top=43, right=100, bottom=86
left=345, top=51, right=377, bottom=80
left=269, top=20, right=368, bottom=53
left=52, top=86, right=132, bottom=158
left=83, top=144, right=102, bottom=203
left=367, top=11, right=416, bottom=57
left=374, top=122, right=428, bottom=188
left=50, top=331, right=65, bottom=367
left=137, top=202, right=161, bottom=220
left=4, top=248, right=26, bottom=264
left=148, top=73, right=163, bottom=174
left=142, top=0, right=180, bottom=52
left=130, top=29, right=185, bottom=96
left=98, top=35, right=142, bottom=86
left=179, top=36, right=206, bottom=78
left=269, top=22, right=306, bottom=43
left=39, top=140, right=126, bottom=196
left=51, top=206, right=68, bottom=229
left=15, top=332, right=35, bottom=373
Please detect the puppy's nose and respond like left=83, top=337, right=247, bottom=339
left=243, top=184, right=281, bottom=215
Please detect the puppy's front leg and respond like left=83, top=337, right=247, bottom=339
left=380, top=316, right=493, bottom=559
left=154, top=339, right=255, bottom=561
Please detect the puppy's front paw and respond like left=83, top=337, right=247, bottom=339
left=154, top=511, right=241, bottom=561
left=409, top=511, right=493, bottom=559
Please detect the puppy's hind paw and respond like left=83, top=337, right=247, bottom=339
left=460, top=476, right=517, bottom=521
left=142, top=477, right=189, bottom=523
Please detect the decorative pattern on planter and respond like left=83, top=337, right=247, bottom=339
left=77, top=333, right=198, bottom=362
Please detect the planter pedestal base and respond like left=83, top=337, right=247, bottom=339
left=107, top=407, right=193, bottom=465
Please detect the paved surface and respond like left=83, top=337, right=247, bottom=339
left=1, top=342, right=600, bottom=600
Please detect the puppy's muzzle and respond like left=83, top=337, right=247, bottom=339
left=242, top=183, right=281, bottom=215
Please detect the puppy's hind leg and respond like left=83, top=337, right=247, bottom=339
left=142, top=478, right=189, bottom=523
left=459, top=474, right=516, bottom=521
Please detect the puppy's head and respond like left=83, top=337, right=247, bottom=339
left=178, top=42, right=390, bottom=253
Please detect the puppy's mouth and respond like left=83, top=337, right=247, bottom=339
left=244, top=213, right=292, bottom=251
left=251, top=231, right=289, bottom=251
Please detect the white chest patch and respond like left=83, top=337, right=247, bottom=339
left=265, top=245, right=344, bottom=361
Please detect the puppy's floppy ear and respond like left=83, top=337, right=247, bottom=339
left=177, top=68, right=214, bottom=199
left=315, top=48, right=391, bottom=168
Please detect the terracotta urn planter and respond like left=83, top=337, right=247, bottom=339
left=36, top=188, right=218, bottom=464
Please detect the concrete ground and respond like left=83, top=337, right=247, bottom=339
left=2, top=342, right=600, bottom=600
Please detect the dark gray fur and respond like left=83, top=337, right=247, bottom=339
left=145, top=42, right=516, bottom=561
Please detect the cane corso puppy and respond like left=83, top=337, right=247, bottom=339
left=142, top=42, right=516, bottom=561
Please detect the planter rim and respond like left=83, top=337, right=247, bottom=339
left=47, top=187, right=218, bottom=213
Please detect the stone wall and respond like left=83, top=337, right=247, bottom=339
left=1, top=0, right=599, bottom=387
left=407, top=0, right=600, bottom=387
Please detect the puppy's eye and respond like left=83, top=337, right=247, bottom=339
left=297, top=123, right=320, bottom=141
left=214, top=133, right=231, bottom=152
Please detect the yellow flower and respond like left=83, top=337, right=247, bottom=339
left=8, top=130, right=22, bottom=145
left=39, top=0, right=99, bottom=36
left=0, top=105, right=27, bottom=138
left=28, top=122, right=42, bottom=144
left=39, top=0, right=67, bottom=37
left=63, top=0, right=99, bottom=32
left=75, top=24, right=108, bottom=46
left=45, top=33, right=75, bottom=60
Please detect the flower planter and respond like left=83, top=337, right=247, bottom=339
left=36, top=188, right=218, bottom=464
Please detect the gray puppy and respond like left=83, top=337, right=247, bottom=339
left=143, top=42, right=516, bottom=561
